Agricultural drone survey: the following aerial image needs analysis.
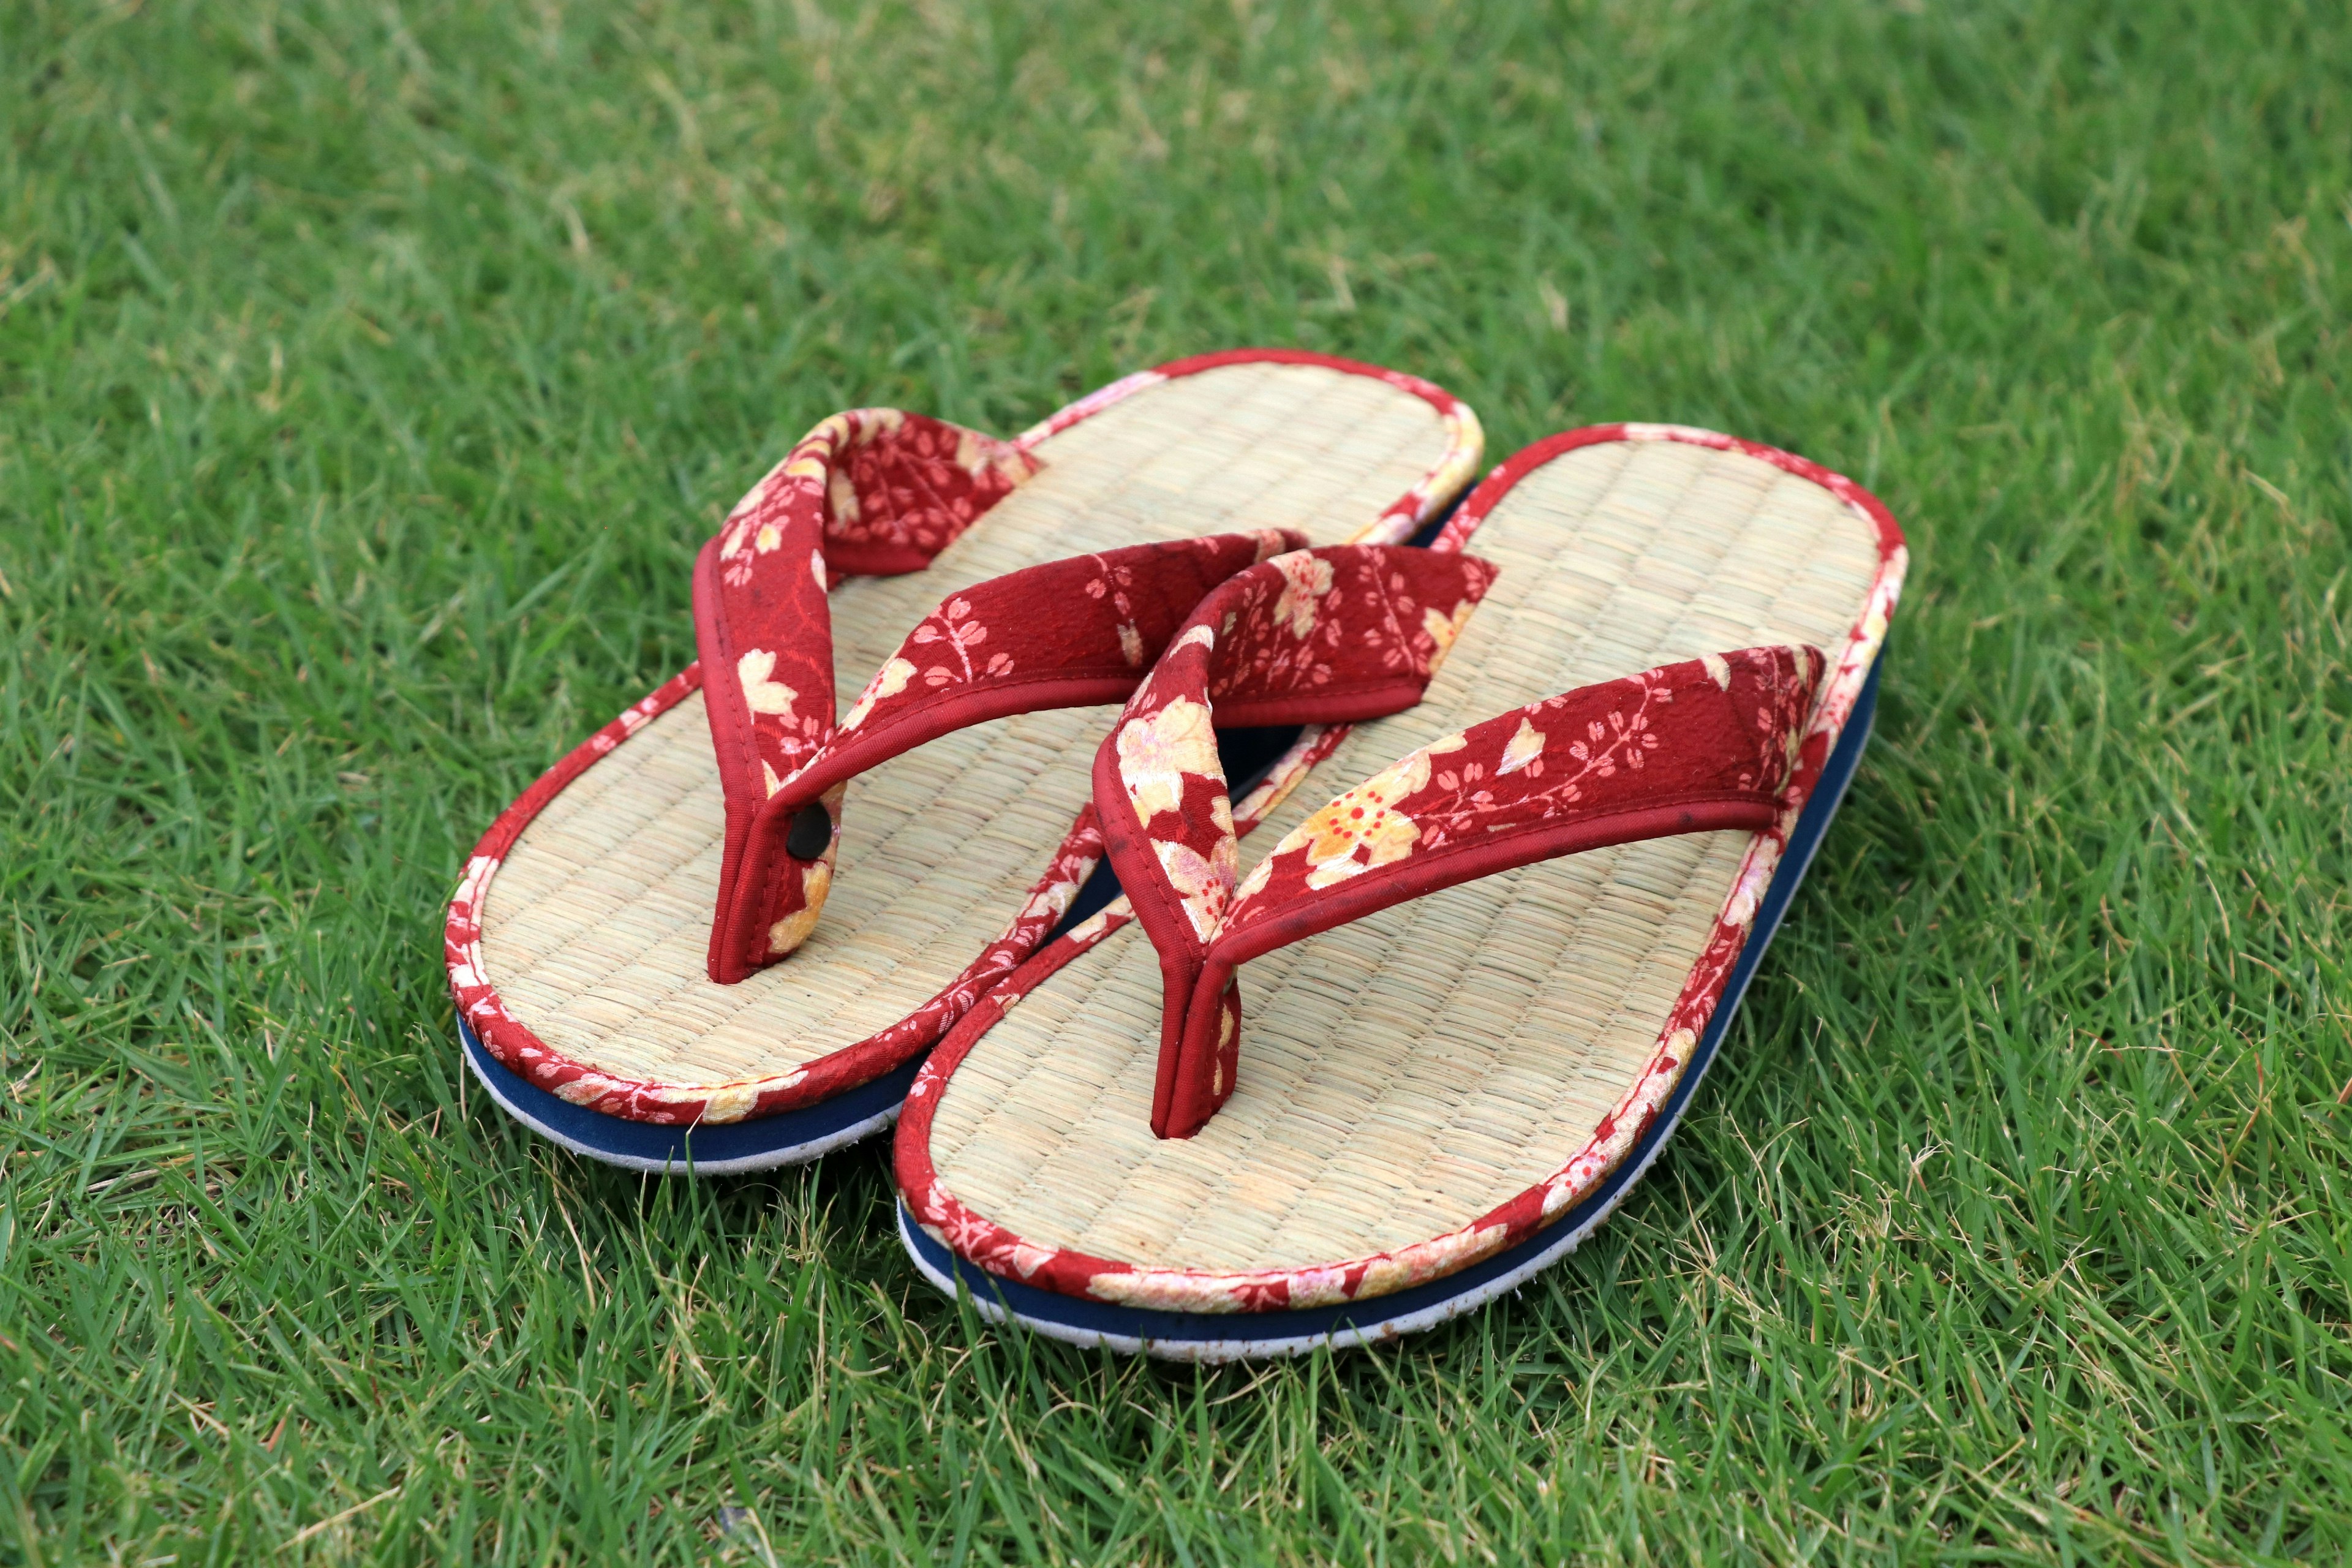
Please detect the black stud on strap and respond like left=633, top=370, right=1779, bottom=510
left=785, top=801, right=833, bottom=860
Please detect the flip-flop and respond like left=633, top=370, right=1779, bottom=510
left=445, top=351, right=1483, bottom=1173
left=894, top=423, right=1907, bottom=1358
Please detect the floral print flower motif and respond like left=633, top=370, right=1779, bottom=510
left=589, top=686, right=669, bottom=755
left=714, top=417, right=849, bottom=588
left=1268, top=551, right=1336, bottom=640
left=1087, top=1266, right=1269, bottom=1314
left=1082, top=553, right=1146, bottom=666
left=769, top=859, right=831, bottom=953
left=1421, top=598, right=1479, bottom=670
left=841, top=657, right=917, bottom=731
left=1719, top=835, right=1781, bottom=930
left=1272, top=735, right=1464, bottom=891
left=718, top=405, right=1039, bottom=607
left=761, top=780, right=848, bottom=957
left=1168, top=624, right=1216, bottom=658
left=906, top=595, right=1014, bottom=688
left=940, top=1204, right=1014, bottom=1264
left=1563, top=695, right=1662, bottom=777
left=1343, top=1219, right=1515, bottom=1306
left=1816, top=554, right=1906, bottom=741
left=699, top=405, right=1054, bottom=974
left=1116, top=696, right=1218, bottom=824
left=784, top=419, right=850, bottom=483
left=718, top=502, right=777, bottom=589
left=1154, top=798, right=1238, bottom=940
left=1110, top=551, right=1499, bottom=941
left=1496, top=718, right=1544, bottom=776
left=447, top=854, right=496, bottom=996
left=1220, top=650, right=1814, bottom=979
left=735, top=649, right=799, bottom=720
left=826, top=408, right=1038, bottom=559
left=937, top=1202, right=1061, bottom=1281
left=757, top=503, right=1279, bottom=968
left=827, top=460, right=864, bottom=526
left=1294, top=785, right=1419, bottom=889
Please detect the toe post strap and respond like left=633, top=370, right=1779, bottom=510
left=1106, top=635, right=1830, bottom=1139
left=695, top=404, right=1306, bottom=984
left=1086, top=544, right=1504, bottom=1134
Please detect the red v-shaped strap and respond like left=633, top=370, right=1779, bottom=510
left=692, top=407, right=1311, bottom=983
left=1087, top=544, right=1501, bottom=1085
left=1101, top=639, right=1828, bottom=1138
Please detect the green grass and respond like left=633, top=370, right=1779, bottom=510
left=1, top=0, right=2348, bottom=1560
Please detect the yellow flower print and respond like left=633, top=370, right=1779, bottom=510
left=827, top=464, right=860, bottom=526
left=1862, top=575, right=1896, bottom=647
left=949, top=425, right=1038, bottom=487
left=1290, top=786, right=1419, bottom=890
left=766, top=782, right=845, bottom=956
left=719, top=462, right=790, bottom=562
left=1421, top=598, right=1478, bottom=671
left=701, top=1080, right=760, bottom=1124
left=1116, top=698, right=1218, bottom=824
left=784, top=417, right=848, bottom=481
left=767, top=858, right=830, bottom=954
left=952, top=427, right=993, bottom=477
left=1273, top=736, right=1463, bottom=891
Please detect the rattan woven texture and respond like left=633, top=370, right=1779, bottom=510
left=476, top=363, right=1456, bottom=1091
left=922, top=437, right=1886, bottom=1275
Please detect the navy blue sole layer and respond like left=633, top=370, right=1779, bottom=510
left=459, top=1018, right=920, bottom=1174
left=897, top=656, right=1882, bottom=1357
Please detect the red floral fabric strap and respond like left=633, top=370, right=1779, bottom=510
left=1088, top=546, right=1501, bottom=1116
left=1122, top=643, right=1830, bottom=1138
left=693, top=404, right=1306, bottom=984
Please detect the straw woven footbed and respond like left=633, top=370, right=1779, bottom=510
left=924, top=438, right=1885, bottom=1276
left=477, top=363, right=1458, bottom=1092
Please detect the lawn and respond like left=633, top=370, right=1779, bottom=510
left=2, top=0, right=2348, bottom=1560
